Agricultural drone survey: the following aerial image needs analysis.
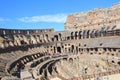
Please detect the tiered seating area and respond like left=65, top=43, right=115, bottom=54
left=0, top=46, right=48, bottom=79
left=52, top=54, right=120, bottom=79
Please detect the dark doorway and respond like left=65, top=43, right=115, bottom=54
left=118, top=62, right=120, bottom=65
left=75, top=31, right=78, bottom=39
left=71, top=45, right=74, bottom=53
left=79, top=31, right=82, bottom=39
left=21, top=40, right=27, bottom=45
left=86, top=30, right=90, bottom=38
left=71, top=32, right=74, bottom=40
left=57, top=47, right=61, bottom=53
left=54, top=35, right=58, bottom=41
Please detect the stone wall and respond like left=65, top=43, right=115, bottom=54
left=0, top=28, right=54, bottom=35
left=65, top=3, right=120, bottom=31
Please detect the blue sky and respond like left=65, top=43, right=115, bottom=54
left=0, top=0, right=120, bottom=31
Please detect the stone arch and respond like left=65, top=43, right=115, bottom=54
left=86, top=30, right=90, bottom=38
left=79, top=31, right=82, bottom=39
left=75, top=31, right=78, bottom=40
left=90, top=52, right=93, bottom=55
left=59, top=33, right=62, bottom=40
left=54, top=35, right=58, bottom=41
left=92, top=29, right=96, bottom=38
left=86, top=48, right=89, bottom=52
left=69, top=58, right=73, bottom=62
left=117, top=61, right=120, bottom=65
left=94, top=30, right=99, bottom=37
left=20, top=40, right=27, bottom=45
left=54, top=46, right=56, bottom=53
left=103, top=48, right=107, bottom=51
left=82, top=30, right=86, bottom=39
left=89, top=30, right=94, bottom=38
left=76, top=46, right=78, bottom=54
left=71, top=32, right=74, bottom=40
left=67, top=36, right=70, bottom=40
left=45, top=34, right=48, bottom=39
left=111, top=60, right=115, bottom=63
left=108, top=48, right=112, bottom=52
left=45, top=34, right=49, bottom=42
left=100, top=27, right=106, bottom=37
left=57, top=46, right=61, bottom=53
left=71, top=45, right=74, bottom=53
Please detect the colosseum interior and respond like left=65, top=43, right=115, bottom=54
left=1, top=3, right=120, bottom=80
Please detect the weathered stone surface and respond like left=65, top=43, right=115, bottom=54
left=65, top=3, right=120, bottom=30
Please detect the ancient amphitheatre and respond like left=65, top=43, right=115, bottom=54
left=0, top=2, right=120, bottom=80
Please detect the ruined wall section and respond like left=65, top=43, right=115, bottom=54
left=0, top=28, right=54, bottom=49
left=65, top=3, right=120, bottom=31
left=0, top=28, right=54, bottom=35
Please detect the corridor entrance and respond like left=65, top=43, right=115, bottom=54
left=57, top=47, right=61, bottom=53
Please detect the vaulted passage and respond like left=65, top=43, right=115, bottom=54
left=57, top=47, right=61, bottom=53
left=118, top=62, right=120, bottom=65
left=54, top=35, right=58, bottom=41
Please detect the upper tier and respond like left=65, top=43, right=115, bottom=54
left=64, top=3, right=120, bottom=30
left=0, top=28, right=54, bottom=35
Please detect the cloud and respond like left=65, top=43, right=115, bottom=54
left=18, top=13, right=67, bottom=23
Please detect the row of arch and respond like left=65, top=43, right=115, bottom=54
left=71, top=29, right=107, bottom=40
left=53, top=26, right=119, bottom=42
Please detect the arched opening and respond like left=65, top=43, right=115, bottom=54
left=94, top=48, right=98, bottom=51
left=69, top=58, right=73, bottom=62
left=89, top=30, right=92, bottom=38
left=86, top=30, right=90, bottom=38
left=108, top=48, right=111, bottom=52
left=46, top=34, right=48, bottom=38
left=57, top=47, right=61, bottom=53
left=117, top=62, right=120, bottom=65
left=100, top=43, right=103, bottom=46
left=90, top=53, right=93, bottom=55
left=86, top=48, right=89, bottom=53
left=90, top=30, right=94, bottom=38
left=112, top=60, right=115, bottom=63
left=51, top=38, right=54, bottom=42
left=45, top=34, right=48, bottom=42
left=59, top=33, right=62, bottom=40
left=75, top=31, right=78, bottom=40
left=99, top=53, right=101, bottom=55
left=63, top=58, right=67, bottom=61
left=95, top=30, right=99, bottom=37
left=113, top=48, right=116, bottom=52
left=67, top=36, right=70, bottom=40
left=71, top=32, right=74, bottom=40
left=20, top=40, right=27, bottom=45
left=54, top=35, right=58, bottom=41
left=103, top=48, right=107, bottom=51
left=71, top=45, right=74, bottom=53
left=79, top=31, right=82, bottom=39
left=54, top=47, right=56, bottom=53
left=83, top=30, right=86, bottom=39
left=103, top=30, right=107, bottom=37
left=112, top=54, right=114, bottom=56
